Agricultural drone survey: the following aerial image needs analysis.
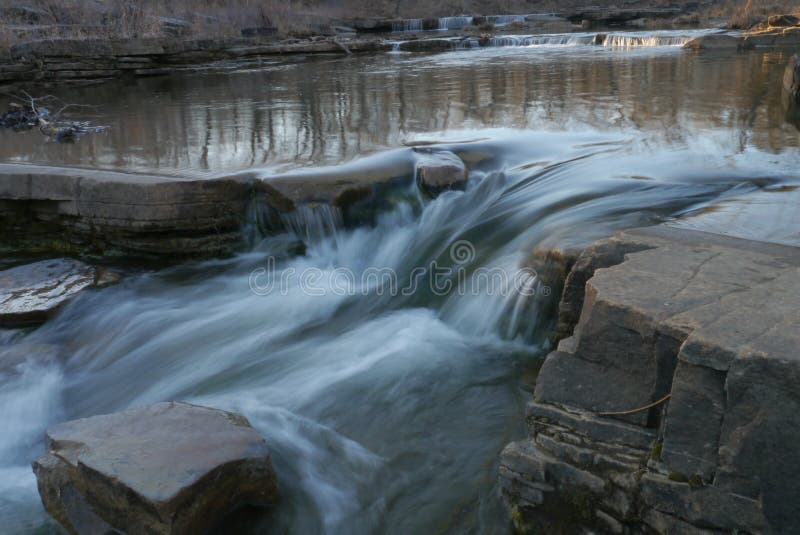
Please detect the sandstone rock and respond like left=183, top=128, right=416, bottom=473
left=32, top=402, right=278, bottom=535
left=768, top=14, right=800, bottom=27
left=744, top=25, right=800, bottom=47
left=0, top=164, right=255, bottom=259
left=0, top=259, right=99, bottom=327
left=683, top=34, right=742, bottom=50
left=414, top=150, right=468, bottom=197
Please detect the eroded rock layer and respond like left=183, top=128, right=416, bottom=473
left=500, top=226, right=800, bottom=534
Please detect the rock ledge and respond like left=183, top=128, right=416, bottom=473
left=500, top=227, right=800, bottom=533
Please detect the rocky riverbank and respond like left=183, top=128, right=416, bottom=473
left=0, top=6, right=749, bottom=89
left=499, top=226, right=800, bottom=533
left=0, top=35, right=391, bottom=89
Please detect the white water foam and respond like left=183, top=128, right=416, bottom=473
left=392, top=19, right=423, bottom=32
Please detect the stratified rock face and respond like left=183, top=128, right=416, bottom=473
left=415, top=150, right=468, bottom=197
left=32, top=402, right=279, bottom=535
left=500, top=227, right=800, bottom=534
left=0, top=258, right=97, bottom=327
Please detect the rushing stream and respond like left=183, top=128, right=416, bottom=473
left=1, top=30, right=799, bottom=534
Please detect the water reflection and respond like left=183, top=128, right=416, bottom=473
left=0, top=46, right=796, bottom=176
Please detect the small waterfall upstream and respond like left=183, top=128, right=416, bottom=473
left=279, top=204, right=344, bottom=244
left=488, top=34, right=593, bottom=47
left=438, top=16, right=473, bottom=30
left=391, top=19, right=422, bottom=32
left=488, top=14, right=528, bottom=26
left=487, top=30, right=701, bottom=48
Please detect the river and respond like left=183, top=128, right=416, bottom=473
left=1, top=29, right=798, bottom=534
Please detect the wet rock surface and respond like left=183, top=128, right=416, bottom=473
left=32, top=401, right=278, bottom=535
left=0, top=258, right=99, bottom=327
left=414, top=150, right=468, bottom=197
left=500, top=226, right=800, bottom=534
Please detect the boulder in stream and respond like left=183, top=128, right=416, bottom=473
left=32, top=401, right=278, bottom=535
left=415, top=150, right=468, bottom=197
left=0, top=258, right=104, bottom=327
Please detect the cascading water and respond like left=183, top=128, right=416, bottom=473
left=488, top=14, right=528, bottom=26
left=391, top=19, right=423, bottom=33
left=453, top=38, right=480, bottom=50
left=280, top=204, right=344, bottom=244
left=486, top=29, right=710, bottom=48
left=438, top=16, right=473, bottom=30
left=488, top=34, right=593, bottom=47
left=1, top=30, right=798, bottom=535
left=1, top=128, right=791, bottom=534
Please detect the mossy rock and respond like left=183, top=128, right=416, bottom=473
left=650, top=441, right=663, bottom=461
left=668, top=471, right=688, bottom=483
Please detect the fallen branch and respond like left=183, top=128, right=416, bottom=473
left=1, top=93, right=108, bottom=142
left=597, top=393, right=672, bottom=416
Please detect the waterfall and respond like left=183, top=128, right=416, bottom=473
left=280, top=204, right=344, bottom=244
left=454, top=38, right=480, bottom=50
left=599, top=33, right=695, bottom=48
left=488, top=14, right=527, bottom=26
left=392, top=19, right=423, bottom=32
left=486, top=31, right=698, bottom=48
left=488, top=34, right=593, bottom=47
left=438, top=16, right=473, bottom=30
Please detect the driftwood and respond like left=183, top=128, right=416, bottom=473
left=0, top=92, right=108, bottom=142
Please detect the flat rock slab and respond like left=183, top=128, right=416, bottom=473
left=33, top=401, right=278, bottom=535
left=0, top=258, right=97, bottom=327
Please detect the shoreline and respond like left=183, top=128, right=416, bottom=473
left=0, top=24, right=798, bottom=90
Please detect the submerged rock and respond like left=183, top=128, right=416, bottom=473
left=0, top=259, right=101, bottom=327
left=415, top=150, right=468, bottom=197
left=32, top=401, right=278, bottom=535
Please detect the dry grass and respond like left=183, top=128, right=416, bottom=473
left=0, top=0, right=307, bottom=44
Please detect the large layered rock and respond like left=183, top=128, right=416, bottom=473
left=32, top=402, right=278, bottom=535
left=500, top=226, right=800, bottom=533
left=0, top=258, right=105, bottom=327
left=0, top=159, right=419, bottom=259
left=0, top=165, right=257, bottom=258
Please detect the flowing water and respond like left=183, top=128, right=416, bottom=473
left=1, top=30, right=799, bottom=534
